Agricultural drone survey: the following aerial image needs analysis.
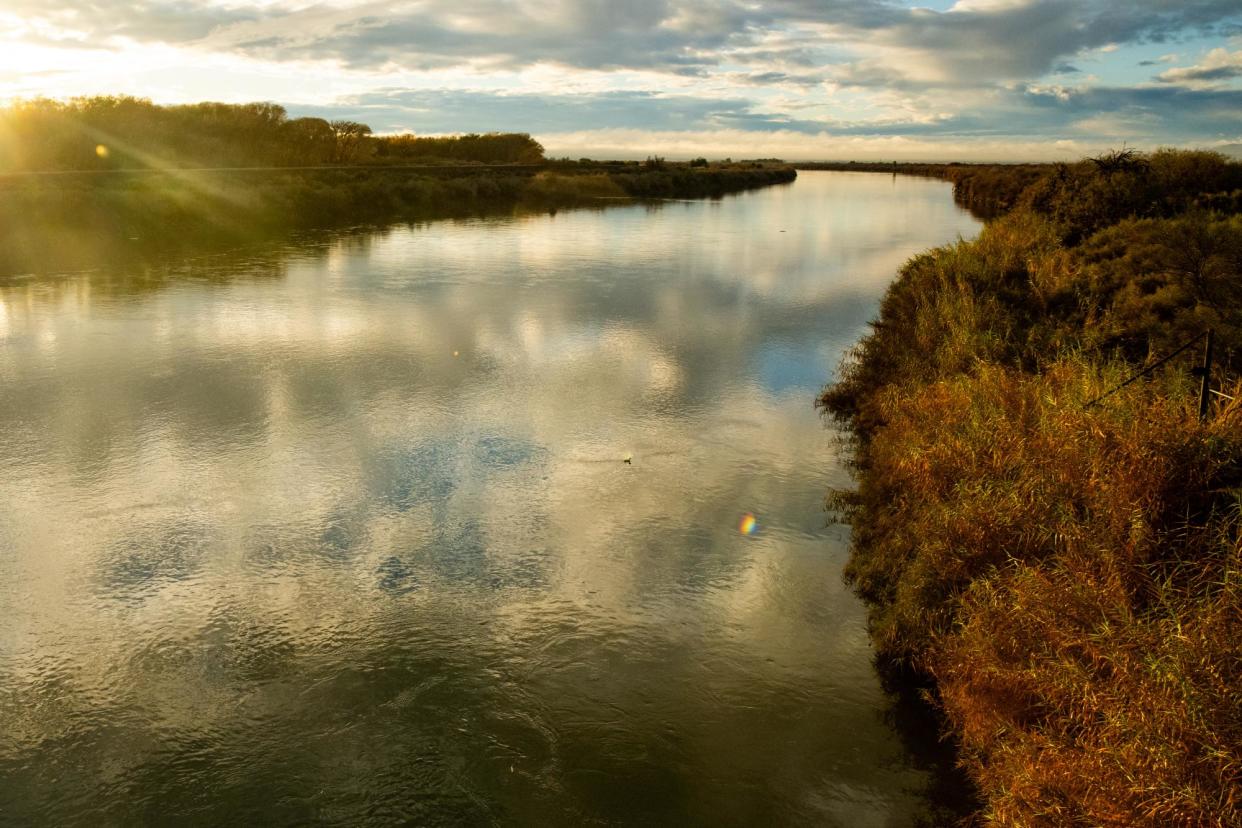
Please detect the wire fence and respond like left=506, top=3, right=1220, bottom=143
left=1083, top=329, right=1231, bottom=420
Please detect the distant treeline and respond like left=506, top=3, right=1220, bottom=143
left=0, top=96, right=545, bottom=171
left=820, top=149, right=1242, bottom=825
left=609, top=164, right=796, bottom=198
left=376, top=133, right=545, bottom=165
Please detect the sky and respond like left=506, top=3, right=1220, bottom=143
left=0, top=0, right=1240, bottom=160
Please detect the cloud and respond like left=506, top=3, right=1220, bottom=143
left=1019, top=83, right=1242, bottom=139
left=859, top=0, right=1241, bottom=87
left=1, top=0, right=261, bottom=43
left=288, top=83, right=1242, bottom=155
left=534, top=126, right=1105, bottom=161
left=1157, top=47, right=1242, bottom=85
left=9, top=0, right=1242, bottom=85
left=4, top=0, right=1241, bottom=156
left=292, top=89, right=812, bottom=134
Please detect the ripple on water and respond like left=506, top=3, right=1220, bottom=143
left=0, top=172, right=982, bottom=825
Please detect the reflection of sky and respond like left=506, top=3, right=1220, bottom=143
left=0, top=173, right=980, bottom=825
left=754, top=341, right=834, bottom=396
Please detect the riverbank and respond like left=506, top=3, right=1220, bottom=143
left=820, top=150, right=1242, bottom=825
left=795, top=161, right=1049, bottom=219
left=0, top=163, right=795, bottom=275
left=0, top=97, right=795, bottom=274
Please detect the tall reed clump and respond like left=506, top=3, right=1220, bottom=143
left=822, top=150, right=1242, bottom=825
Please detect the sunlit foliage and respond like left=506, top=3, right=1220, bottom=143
left=0, top=96, right=546, bottom=171
left=0, top=99, right=794, bottom=275
left=821, top=150, right=1242, bottom=826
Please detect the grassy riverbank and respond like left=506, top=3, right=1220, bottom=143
left=0, top=163, right=794, bottom=275
left=820, top=150, right=1242, bottom=825
left=0, top=97, right=794, bottom=274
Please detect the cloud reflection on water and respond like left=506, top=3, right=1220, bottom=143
left=0, top=173, right=979, bottom=825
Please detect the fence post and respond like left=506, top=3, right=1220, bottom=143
left=1198, top=329, right=1215, bottom=422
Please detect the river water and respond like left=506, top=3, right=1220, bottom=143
left=0, top=172, right=979, bottom=826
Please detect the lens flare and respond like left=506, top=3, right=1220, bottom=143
left=95, top=144, right=109, bottom=158
left=739, top=513, right=758, bottom=536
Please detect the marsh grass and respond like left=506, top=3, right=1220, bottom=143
left=0, top=164, right=797, bottom=276
left=822, top=150, right=1242, bottom=825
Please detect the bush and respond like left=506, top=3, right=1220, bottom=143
left=1019, top=149, right=1242, bottom=244
left=522, top=171, right=625, bottom=201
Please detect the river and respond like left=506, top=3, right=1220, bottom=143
left=0, top=171, right=980, bottom=825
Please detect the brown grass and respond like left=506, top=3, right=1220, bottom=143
left=841, top=362, right=1242, bottom=826
left=822, top=150, right=1242, bottom=826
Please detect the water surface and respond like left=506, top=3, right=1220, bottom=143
left=0, top=172, right=980, bottom=825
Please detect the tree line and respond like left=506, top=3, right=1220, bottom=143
left=0, top=96, right=545, bottom=172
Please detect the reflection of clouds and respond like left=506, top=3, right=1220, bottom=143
left=0, top=172, right=979, bottom=645
left=0, top=172, right=980, bottom=823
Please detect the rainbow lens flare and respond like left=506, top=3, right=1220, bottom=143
left=739, top=513, right=758, bottom=536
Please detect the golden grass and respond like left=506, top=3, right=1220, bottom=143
left=846, top=361, right=1241, bottom=825
left=822, top=152, right=1242, bottom=825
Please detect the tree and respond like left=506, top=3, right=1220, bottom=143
left=372, top=132, right=545, bottom=164
left=283, top=117, right=336, bottom=165
left=329, top=120, right=373, bottom=163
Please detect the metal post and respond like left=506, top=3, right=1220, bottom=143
left=1198, top=329, right=1215, bottom=422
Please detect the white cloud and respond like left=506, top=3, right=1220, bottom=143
left=539, top=127, right=1105, bottom=162
left=2, top=0, right=1240, bottom=152
left=1158, top=47, right=1242, bottom=86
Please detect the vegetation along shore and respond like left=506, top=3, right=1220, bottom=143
left=796, top=161, right=1052, bottom=219
left=0, top=96, right=795, bottom=272
left=819, top=149, right=1242, bottom=825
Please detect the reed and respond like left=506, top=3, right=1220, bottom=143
left=821, top=149, right=1242, bottom=825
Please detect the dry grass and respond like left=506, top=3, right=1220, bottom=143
left=843, top=361, right=1241, bottom=826
left=821, top=151, right=1242, bottom=826
left=523, top=171, right=627, bottom=200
